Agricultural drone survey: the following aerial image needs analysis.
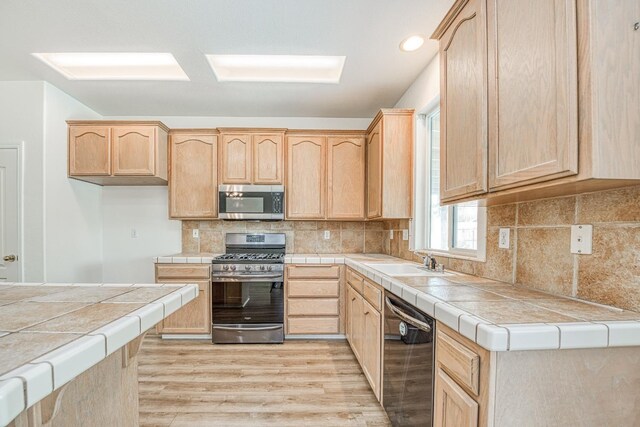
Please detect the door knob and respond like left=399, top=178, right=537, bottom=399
left=3, top=255, right=16, bottom=262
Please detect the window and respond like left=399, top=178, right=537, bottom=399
left=412, top=107, right=486, bottom=260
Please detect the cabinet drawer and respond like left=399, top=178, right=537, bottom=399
left=287, top=317, right=339, bottom=334
left=363, top=279, right=382, bottom=311
left=287, top=265, right=340, bottom=279
left=156, top=264, right=211, bottom=280
left=346, top=268, right=364, bottom=293
left=287, top=280, right=340, bottom=298
left=288, top=298, right=339, bottom=316
left=437, top=329, right=480, bottom=396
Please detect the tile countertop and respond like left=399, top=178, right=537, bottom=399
left=0, top=282, right=199, bottom=427
left=152, top=252, right=640, bottom=352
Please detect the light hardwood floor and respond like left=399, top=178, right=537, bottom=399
left=138, top=337, right=391, bottom=426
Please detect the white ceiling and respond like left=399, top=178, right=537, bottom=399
left=0, top=0, right=452, bottom=118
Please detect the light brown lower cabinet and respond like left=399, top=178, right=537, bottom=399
left=434, top=322, right=640, bottom=427
left=285, top=264, right=343, bottom=335
left=155, top=264, right=211, bottom=335
left=346, top=268, right=383, bottom=400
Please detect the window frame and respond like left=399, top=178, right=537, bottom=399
left=412, top=105, right=486, bottom=262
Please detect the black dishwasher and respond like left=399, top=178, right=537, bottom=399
left=383, top=291, right=435, bottom=427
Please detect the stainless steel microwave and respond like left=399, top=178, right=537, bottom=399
left=218, top=185, right=285, bottom=220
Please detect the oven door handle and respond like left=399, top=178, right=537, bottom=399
left=212, top=325, right=283, bottom=331
left=211, top=273, right=283, bottom=281
left=385, top=297, right=432, bottom=333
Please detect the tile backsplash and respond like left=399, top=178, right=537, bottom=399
left=181, top=220, right=384, bottom=254
left=384, top=185, right=640, bottom=313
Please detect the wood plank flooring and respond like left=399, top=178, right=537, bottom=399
left=138, top=337, right=391, bottom=426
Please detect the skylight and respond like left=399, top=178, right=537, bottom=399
left=206, top=55, right=346, bottom=84
left=32, top=52, right=189, bottom=81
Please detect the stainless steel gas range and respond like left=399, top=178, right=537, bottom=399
left=210, top=233, right=285, bottom=344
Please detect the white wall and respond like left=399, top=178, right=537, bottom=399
left=394, top=55, right=440, bottom=113
left=43, top=83, right=103, bottom=282
left=100, top=115, right=371, bottom=283
left=0, top=81, right=45, bottom=281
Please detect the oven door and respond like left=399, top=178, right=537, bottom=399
left=218, top=185, right=284, bottom=220
left=211, top=277, right=284, bottom=344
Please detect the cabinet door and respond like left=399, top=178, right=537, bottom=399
left=253, top=134, right=283, bottom=184
left=488, top=0, right=578, bottom=190
left=366, top=122, right=383, bottom=219
left=347, top=285, right=364, bottom=362
left=327, top=137, right=365, bottom=219
left=434, top=369, right=479, bottom=427
left=112, top=126, right=156, bottom=176
left=439, top=0, right=488, bottom=201
left=158, top=280, right=211, bottom=334
left=220, top=133, right=252, bottom=184
left=170, top=134, right=218, bottom=219
left=286, top=136, right=326, bottom=219
left=68, top=126, right=111, bottom=176
left=362, top=299, right=381, bottom=399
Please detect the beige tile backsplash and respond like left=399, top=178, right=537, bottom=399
left=181, top=220, right=381, bottom=254
left=382, top=185, right=640, bottom=313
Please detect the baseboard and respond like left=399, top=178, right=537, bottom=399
left=161, top=334, right=212, bottom=340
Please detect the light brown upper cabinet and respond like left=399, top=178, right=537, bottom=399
left=169, top=130, right=218, bottom=219
left=327, top=136, right=365, bottom=219
left=365, top=109, right=414, bottom=219
left=219, top=129, right=284, bottom=184
left=433, top=0, right=640, bottom=205
left=286, top=135, right=326, bottom=219
left=253, top=134, right=284, bottom=184
left=487, top=0, right=578, bottom=190
left=437, top=0, right=488, bottom=202
left=67, top=121, right=168, bottom=186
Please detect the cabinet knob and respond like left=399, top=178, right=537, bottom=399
left=3, top=255, right=16, bottom=262
left=635, top=22, right=639, bottom=31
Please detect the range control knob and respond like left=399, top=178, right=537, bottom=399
left=267, top=266, right=273, bottom=272
left=223, top=265, right=229, bottom=271
left=244, top=265, right=252, bottom=271
left=230, top=265, right=236, bottom=271
left=260, top=265, right=266, bottom=271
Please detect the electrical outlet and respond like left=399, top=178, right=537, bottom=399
left=498, top=228, right=510, bottom=249
left=323, top=230, right=331, bottom=240
left=402, top=229, right=409, bottom=241
left=192, top=229, right=199, bottom=239
left=571, top=224, right=593, bottom=254
left=130, top=229, right=138, bottom=239
left=390, top=230, right=394, bottom=240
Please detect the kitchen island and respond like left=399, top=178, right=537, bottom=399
left=0, top=282, right=198, bottom=427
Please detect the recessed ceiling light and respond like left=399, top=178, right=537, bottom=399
left=399, top=35, right=425, bottom=52
left=32, top=52, right=189, bottom=81
left=206, top=55, right=346, bottom=84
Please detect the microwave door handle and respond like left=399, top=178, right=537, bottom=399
left=385, top=297, right=432, bottom=333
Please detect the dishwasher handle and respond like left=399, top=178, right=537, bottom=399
left=385, top=297, right=433, bottom=333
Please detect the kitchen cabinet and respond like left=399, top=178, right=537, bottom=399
left=285, top=264, right=343, bottom=335
left=169, top=131, right=218, bottom=219
left=327, top=136, right=365, bottom=219
left=346, top=268, right=382, bottom=400
left=155, top=264, right=212, bottom=335
left=365, top=109, right=414, bottom=219
left=434, top=368, right=479, bottom=427
left=437, top=0, right=488, bottom=202
left=433, top=0, right=640, bottom=205
left=286, top=135, right=327, bottom=219
left=219, top=129, right=285, bottom=184
left=67, top=121, right=168, bottom=185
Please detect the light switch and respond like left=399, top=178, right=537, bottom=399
left=323, top=230, right=330, bottom=240
left=570, top=224, right=592, bottom=254
left=192, top=229, right=199, bottom=239
left=402, top=229, right=409, bottom=241
left=390, top=230, right=394, bottom=240
left=498, top=228, right=510, bottom=249
left=130, top=229, right=138, bottom=239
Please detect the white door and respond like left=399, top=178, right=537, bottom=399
left=0, top=147, right=20, bottom=282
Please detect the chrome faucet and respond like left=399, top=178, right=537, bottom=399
left=422, top=253, right=438, bottom=271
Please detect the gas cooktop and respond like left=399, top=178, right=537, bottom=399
left=213, top=253, right=284, bottom=264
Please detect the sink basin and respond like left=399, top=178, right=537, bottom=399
left=365, top=263, right=451, bottom=277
